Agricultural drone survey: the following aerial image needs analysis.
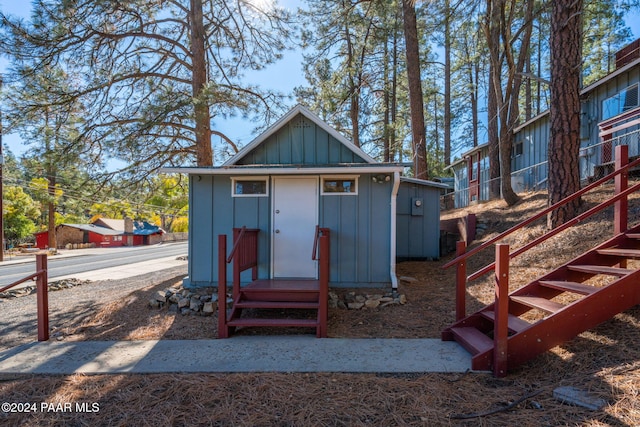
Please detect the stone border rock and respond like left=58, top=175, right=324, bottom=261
left=0, top=278, right=92, bottom=299
left=149, top=287, right=408, bottom=315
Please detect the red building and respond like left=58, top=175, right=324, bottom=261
left=34, top=219, right=164, bottom=249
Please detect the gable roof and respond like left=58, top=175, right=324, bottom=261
left=58, top=222, right=163, bottom=236
left=223, top=104, right=377, bottom=166
left=446, top=142, right=489, bottom=170
left=92, top=218, right=125, bottom=231
left=58, top=223, right=123, bottom=236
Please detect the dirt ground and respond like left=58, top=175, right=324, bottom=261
left=1, top=186, right=640, bottom=426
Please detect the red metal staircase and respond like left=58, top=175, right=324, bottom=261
left=217, top=226, right=330, bottom=338
left=442, top=145, right=640, bottom=376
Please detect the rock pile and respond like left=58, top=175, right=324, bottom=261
left=330, top=291, right=407, bottom=310
left=150, top=286, right=407, bottom=313
left=149, top=287, right=223, bottom=316
left=0, top=278, right=91, bottom=299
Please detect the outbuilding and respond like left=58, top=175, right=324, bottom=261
left=164, top=105, right=444, bottom=290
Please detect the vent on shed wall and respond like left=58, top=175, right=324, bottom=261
left=292, top=115, right=311, bottom=129
left=615, top=38, right=640, bottom=69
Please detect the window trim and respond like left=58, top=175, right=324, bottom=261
left=321, top=175, right=359, bottom=195
left=513, top=141, right=524, bottom=157
left=231, top=176, right=269, bottom=197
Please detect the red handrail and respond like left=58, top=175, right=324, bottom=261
left=446, top=145, right=637, bottom=321
left=312, top=226, right=330, bottom=261
left=443, top=154, right=640, bottom=271
left=1, top=253, right=49, bottom=341
left=226, top=226, right=247, bottom=263
left=317, top=231, right=330, bottom=338
left=468, top=181, right=640, bottom=282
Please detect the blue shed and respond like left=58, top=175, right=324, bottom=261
left=396, top=177, right=448, bottom=261
left=164, top=105, right=443, bottom=290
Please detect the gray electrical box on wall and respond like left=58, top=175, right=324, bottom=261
left=411, top=197, right=424, bottom=216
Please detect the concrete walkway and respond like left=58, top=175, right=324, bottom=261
left=0, top=337, right=474, bottom=375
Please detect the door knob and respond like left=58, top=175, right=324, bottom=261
left=275, top=229, right=280, bottom=233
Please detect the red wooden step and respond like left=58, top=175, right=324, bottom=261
left=510, top=295, right=565, bottom=314
left=450, top=326, right=494, bottom=354
left=234, top=300, right=319, bottom=309
left=244, top=279, right=320, bottom=291
left=480, top=310, right=531, bottom=333
left=625, top=233, right=640, bottom=239
left=240, top=279, right=320, bottom=302
left=227, top=318, right=319, bottom=328
left=597, top=248, right=640, bottom=259
left=567, top=265, right=631, bottom=276
left=539, top=280, right=599, bottom=295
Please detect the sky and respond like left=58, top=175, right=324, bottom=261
left=0, top=0, right=639, bottom=163
left=0, top=0, right=308, bottom=162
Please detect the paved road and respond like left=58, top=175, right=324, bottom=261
left=0, top=242, right=188, bottom=289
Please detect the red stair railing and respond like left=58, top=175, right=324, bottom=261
left=0, top=253, right=49, bottom=341
left=218, top=226, right=259, bottom=338
left=444, top=145, right=639, bottom=376
left=313, top=226, right=331, bottom=338
left=443, top=145, right=639, bottom=319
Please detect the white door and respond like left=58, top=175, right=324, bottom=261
left=272, top=177, right=318, bottom=278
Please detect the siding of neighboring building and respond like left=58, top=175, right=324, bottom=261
left=55, top=224, right=125, bottom=248
left=512, top=112, right=550, bottom=191
left=448, top=56, right=640, bottom=209
left=56, top=225, right=86, bottom=247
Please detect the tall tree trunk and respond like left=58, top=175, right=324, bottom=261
left=547, top=0, right=583, bottom=228
left=344, top=20, right=361, bottom=147
left=350, top=85, right=360, bottom=147
left=391, top=20, right=398, bottom=163
left=485, top=0, right=533, bottom=206
left=443, top=0, right=451, bottom=166
left=525, top=55, right=532, bottom=120
left=473, top=61, right=479, bottom=148
left=487, top=68, right=500, bottom=199
left=44, top=108, right=57, bottom=250
left=486, top=0, right=501, bottom=199
left=465, top=43, right=479, bottom=149
left=537, top=27, right=542, bottom=115
left=402, top=0, right=428, bottom=179
left=190, top=0, right=212, bottom=167
left=383, top=35, right=390, bottom=162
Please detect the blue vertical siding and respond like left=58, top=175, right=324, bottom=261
left=317, top=174, right=392, bottom=287
left=188, top=175, right=214, bottom=286
left=188, top=175, right=271, bottom=287
left=236, top=114, right=368, bottom=165
left=188, top=172, right=396, bottom=288
left=396, top=181, right=441, bottom=260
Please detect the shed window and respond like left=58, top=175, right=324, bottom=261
left=232, top=177, right=268, bottom=197
left=513, top=141, right=524, bottom=157
left=321, top=176, right=358, bottom=195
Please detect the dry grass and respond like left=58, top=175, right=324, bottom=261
left=2, top=183, right=640, bottom=426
